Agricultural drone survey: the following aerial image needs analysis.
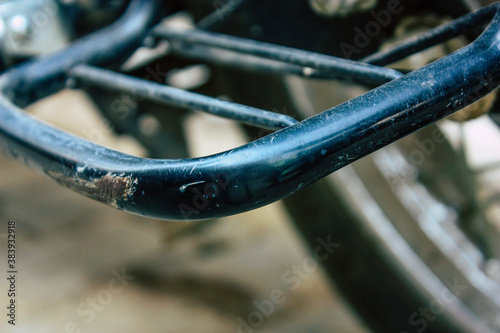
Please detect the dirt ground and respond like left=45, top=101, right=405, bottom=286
left=0, top=90, right=368, bottom=333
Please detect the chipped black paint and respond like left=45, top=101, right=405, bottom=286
left=47, top=171, right=137, bottom=208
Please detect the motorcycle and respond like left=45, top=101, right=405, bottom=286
left=0, top=0, right=499, bottom=332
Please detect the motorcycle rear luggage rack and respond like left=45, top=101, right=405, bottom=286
left=0, top=0, right=499, bottom=220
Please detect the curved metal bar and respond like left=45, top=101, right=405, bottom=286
left=0, top=0, right=162, bottom=107
left=361, top=4, right=499, bottom=66
left=0, top=3, right=500, bottom=221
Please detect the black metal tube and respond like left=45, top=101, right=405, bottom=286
left=69, top=64, right=298, bottom=130
left=151, top=26, right=404, bottom=86
left=361, top=4, right=498, bottom=66
left=167, top=44, right=343, bottom=80
left=0, top=0, right=162, bottom=107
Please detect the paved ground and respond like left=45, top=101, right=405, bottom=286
left=0, top=90, right=367, bottom=333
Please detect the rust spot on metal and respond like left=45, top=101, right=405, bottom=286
left=47, top=171, right=137, bottom=208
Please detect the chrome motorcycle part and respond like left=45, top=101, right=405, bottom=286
left=0, top=0, right=69, bottom=64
